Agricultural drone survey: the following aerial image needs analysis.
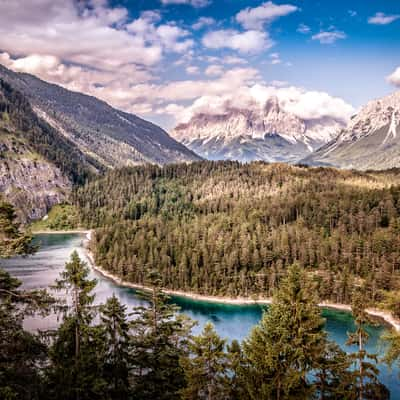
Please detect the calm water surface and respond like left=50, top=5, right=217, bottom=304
left=2, top=233, right=399, bottom=397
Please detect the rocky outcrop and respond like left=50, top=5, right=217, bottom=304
left=0, top=131, right=70, bottom=223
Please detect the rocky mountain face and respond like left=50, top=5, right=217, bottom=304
left=0, top=81, right=72, bottom=222
left=0, top=64, right=200, bottom=168
left=303, top=91, right=400, bottom=170
left=0, top=132, right=71, bottom=223
left=171, top=97, right=343, bottom=163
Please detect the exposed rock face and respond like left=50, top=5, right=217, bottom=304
left=171, top=97, right=343, bottom=163
left=303, top=91, right=400, bottom=170
left=0, top=131, right=71, bottom=223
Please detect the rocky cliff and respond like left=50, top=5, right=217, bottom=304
left=303, top=91, right=400, bottom=170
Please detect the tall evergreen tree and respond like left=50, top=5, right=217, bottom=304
left=242, top=264, right=328, bottom=400
left=130, top=271, right=192, bottom=400
left=47, top=251, right=105, bottom=400
left=382, top=329, right=400, bottom=376
left=180, top=322, right=229, bottom=400
left=99, top=294, right=131, bottom=400
left=347, top=286, right=389, bottom=400
left=226, top=339, right=249, bottom=400
left=313, top=342, right=356, bottom=399
left=0, top=199, right=51, bottom=400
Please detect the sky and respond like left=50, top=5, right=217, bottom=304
left=0, top=0, right=399, bottom=130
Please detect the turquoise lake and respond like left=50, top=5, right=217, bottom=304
left=2, top=233, right=399, bottom=397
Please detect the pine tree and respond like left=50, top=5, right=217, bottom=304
left=0, top=199, right=50, bottom=400
left=314, top=342, right=356, bottom=399
left=242, top=264, right=327, bottom=400
left=382, top=329, right=400, bottom=376
left=130, top=271, right=192, bottom=400
left=99, top=294, right=131, bottom=400
left=47, top=251, right=106, bottom=400
left=180, top=322, right=229, bottom=400
left=226, top=339, right=249, bottom=400
left=347, top=286, right=389, bottom=400
left=0, top=199, right=37, bottom=258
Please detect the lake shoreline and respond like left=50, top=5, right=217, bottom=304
left=32, top=229, right=91, bottom=235
left=35, top=230, right=400, bottom=332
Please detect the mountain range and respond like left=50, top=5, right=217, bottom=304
left=171, top=90, right=400, bottom=171
left=303, top=91, right=400, bottom=170
left=171, top=96, right=344, bottom=163
left=0, top=64, right=200, bottom=221
left=1, top=59, right=400, bottom=222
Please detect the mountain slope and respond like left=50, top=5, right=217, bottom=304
left=0, top=64, right=200, bottom=167
left=0, top=80, right=73, bottom=222
left=171, top=97, right=343, bottom=163
left=303, top=91, right=400, bottom=170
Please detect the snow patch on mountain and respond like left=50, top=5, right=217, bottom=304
left=171, top=95, right=346, bottom=163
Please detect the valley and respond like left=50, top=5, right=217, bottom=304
left=2, top=231, right=399, bottom=397
left=1, top=5, right=400, bottom=395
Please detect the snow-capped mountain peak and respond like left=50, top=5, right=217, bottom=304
left=171, top=97, right=344, bottom=163
left=303, top=90, right=400, bottom=170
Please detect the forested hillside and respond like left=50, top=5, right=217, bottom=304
left=0, top=79, right=101, bottom=183
left=1, top=197, right=395, bottom=399
left=75, top=161, right=400, bottom=309
left=0, top=79, right=100, bottom=221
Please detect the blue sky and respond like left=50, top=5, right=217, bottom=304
left=0, top=0, right=399, bottom=129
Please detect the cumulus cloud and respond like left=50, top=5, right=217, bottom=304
left=269, top=53, right=281, bottom=65
left=297, top=23, right=311, bottom=34
left=0, top=0, right=355, bottom=131
left=312, top=30, right=346, bottom=44
left=126, top=12, right=194, bottom=54
left=192, top=17, right=215, bottom=30
left=176, top=84, right=355, bottom=125
left=368, top=12, right=400, bottom=25
left=160, top=0, right=211, bottom=7
left=205, top=64, right=224, bottom=77
left=202, top=29, right=273, bottom=53
left=0, top=52, right=151, bottom=94
left=186, top=66, right=200, bottom=75
left=387, top=67, right=400, bottom=87
left=236, top=1, right=298, bottom=30
left=0, top=0, right=165, bottom=69
left=222, top=56, right=248, bottom=65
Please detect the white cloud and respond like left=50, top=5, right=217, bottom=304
left=222, top=56, right=248, bottom=65
left=192, top=17, right=215, bottom=30
left=202, top=29, right=273, bottom=54
left=103, top=67, right=260, bottom=116
left=126, top=12, right=194, bottom=54
left=0, top=0, right=164, bottom=69
left=177, top=84, right=354, bottom=125
left=312, top=30, right=346, bottom=44
left=186, top=65, right=200, bottom=75
left=0, top=52, right=151, bottom=96
left=156, top=24, right=194, bottom=53
left=160, top=0, right=211, bottom=7
left=205, top=64, right=224, bottom=77
left=269, top=52, right=281, bottom=64
left=236, top=1, right=298, bottom=30
left=348, top=10, right=357, bottom=18
left=269, top=80, right=289, bottom=87
left=297, top=23, right=311, bottom=34
left=387, top=66, right=400, bottom=87
left=368, top=12, right=400, bottom=25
